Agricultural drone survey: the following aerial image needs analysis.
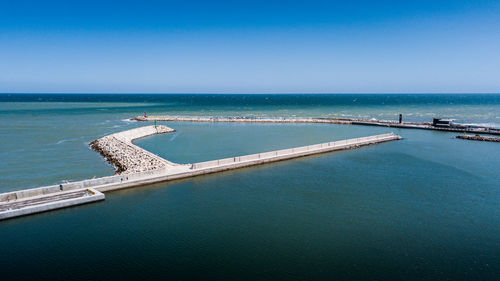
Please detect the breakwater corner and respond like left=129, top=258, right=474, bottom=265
left=89, top=125, right=177, bottom=174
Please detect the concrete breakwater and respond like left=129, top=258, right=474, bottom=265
left=0, top=125, right=402, bottom=220
left=90, top=125, right=181, bottom=174
left=189, top=133, right=402, bottom=171
left=456, top=135, right=500, bottom=142
left=134, top=115, right=500, bottom=136
left=0, top=188, right=104, bottom=220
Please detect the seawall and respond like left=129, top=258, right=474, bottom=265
left=134, top=115, right=500, bottom=136
left=94, top=132, right=402, bottom=193
left=0, top=126, right=402, bottom=220
left=134, top=115, right=352, bottom=124
left=0, top=188, right=104, bottom=220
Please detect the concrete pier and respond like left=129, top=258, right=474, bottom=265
left=95, top=132, right=402, bottom=193
left=134, top=115, right=500, bottom=136
left=0, top=187, right=104, bottom=220
left=0, top=125, right=402, bottom=220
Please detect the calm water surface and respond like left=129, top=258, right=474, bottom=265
left=0, top=94, right=499, bottom=280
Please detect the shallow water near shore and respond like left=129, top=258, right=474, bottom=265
left=1, top=94, right=500, bottom=280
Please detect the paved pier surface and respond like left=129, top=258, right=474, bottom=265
left=1, top=125, right=402, bottom=220
left=134, top=115, right=500, bottom=136
left=0, top=188, right=104, bottom=220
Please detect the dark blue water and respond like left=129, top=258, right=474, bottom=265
left=1, top=94, right=499, bottom=280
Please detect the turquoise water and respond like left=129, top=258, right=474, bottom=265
left=1, top=94, right=500, bottom=280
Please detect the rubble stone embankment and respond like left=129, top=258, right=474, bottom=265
left=456, top=135, right=500, bottom=142
left=90, top=125, right=176, bottom=174
left=133, top=115, right=500, bottom=136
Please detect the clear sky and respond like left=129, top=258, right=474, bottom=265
left=1, top=0, right=499, bottom=93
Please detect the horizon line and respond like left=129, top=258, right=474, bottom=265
left=1, top=92, right=500, bottom=95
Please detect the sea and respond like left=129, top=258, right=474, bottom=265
left=0, top=94, right=499, bottom=280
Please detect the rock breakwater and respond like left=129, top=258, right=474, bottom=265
left=2, top=128, right=402, bottom=220
left=90, top=125, right=177, bottom=174
left=456, top=135, right=500, bottom=142
left=134, top=115, right=500, bottom=136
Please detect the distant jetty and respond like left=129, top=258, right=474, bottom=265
left=456, top=135, right=500, bottom=142
left=0, top=125, right=401, bottom=220
left=134, top=115, right=500, bottom=136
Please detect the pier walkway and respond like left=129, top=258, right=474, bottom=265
left=0, top=126, right=401, bottom=220
left=0, top=188, right=104, bottom=220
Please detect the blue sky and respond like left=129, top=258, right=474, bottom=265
left=1, top=0, right=499, bottom=93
